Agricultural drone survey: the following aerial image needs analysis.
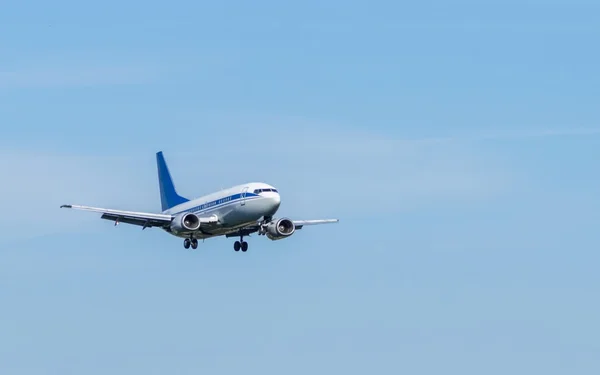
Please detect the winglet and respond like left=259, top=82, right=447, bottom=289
left=156, top=151, right=190, bottom=211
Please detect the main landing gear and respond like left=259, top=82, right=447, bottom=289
left=234, top=236, right=248, bottom=252
left=182, top=236, right=248, bottom=252
left=183, top=238, right=198, bottom=249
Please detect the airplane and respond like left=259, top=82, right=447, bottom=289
left=60, top=151, right=339, bottom=251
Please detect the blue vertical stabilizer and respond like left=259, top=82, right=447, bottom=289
left=156, top=151, right=189, bottom=211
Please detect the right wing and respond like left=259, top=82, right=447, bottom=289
left=225, top=218, right=339, bottom=238
left=292, top=219, right=339, bottom=230
left=60, top=204, right=173, bottom=229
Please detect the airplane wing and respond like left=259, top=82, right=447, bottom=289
left=292, top=219, right=339, bottom=229
left=60, top=204, right=173, bottom=229
left=225, top=218, right=339, bottom=238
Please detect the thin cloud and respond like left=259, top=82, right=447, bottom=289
left=173, top=111, right=600, bottom=147
left=371, top=128, right=600, bottom=146
left=0, top=133, right=508, bottom=243
left=6, top=123, right=592, bottom=242
left=450, top=128, right=600, bottom=142
left=0, top=64, right=161, bottom=88
left=0, top=151, right=159, bottom=242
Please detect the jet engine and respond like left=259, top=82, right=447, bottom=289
left=170, top=212, right=201, bottom=234
left=264, top=218, right=296, bottom=241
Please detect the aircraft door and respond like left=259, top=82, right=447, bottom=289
left=241, top=186, right=249, bottom=206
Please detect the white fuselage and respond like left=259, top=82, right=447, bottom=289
left=162, top=182, right=281, bottom=239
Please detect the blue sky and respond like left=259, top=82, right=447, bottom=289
left=1, top=0, right=600, bottom=373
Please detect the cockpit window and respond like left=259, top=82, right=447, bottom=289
left=254, top=188, right=278, bottom=194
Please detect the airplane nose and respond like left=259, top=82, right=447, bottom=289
left=272, top=193, right=281, bottom=207
left=269, top=193, right=281, bottom=215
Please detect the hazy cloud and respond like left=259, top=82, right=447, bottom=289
left=0, top=58, right=162, bottom=88
left=0, top=151, right=160, bottom=241
left=0, top=123, right=519, bottom=242
left=3, top=116, right=598, bottom=243
left=436, top=128, right=600, bottom=143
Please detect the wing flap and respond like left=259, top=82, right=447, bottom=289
left=198, top=215, right=219, bottom=224
left=100, top=213, right=167, bottom=228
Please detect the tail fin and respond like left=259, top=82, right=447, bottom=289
left=156, top=151, right=189, bottom=211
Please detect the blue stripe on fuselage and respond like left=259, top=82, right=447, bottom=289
left=171, top=192, right=260, bottom=216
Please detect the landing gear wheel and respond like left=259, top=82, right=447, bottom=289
left=191, top=239, right=198, bottom=250
left=184, top=239, right=191, bottom=249
left=241, top=241, right=248, bottom=252
left=234, top=241, right=241, bottom=251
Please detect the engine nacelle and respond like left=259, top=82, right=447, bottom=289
left=265, top=218, right=296, bottom=241
left=170, top=212, right=201, bottom=234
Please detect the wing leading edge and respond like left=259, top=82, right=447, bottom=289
left=292, top=219, right=339, bottom=230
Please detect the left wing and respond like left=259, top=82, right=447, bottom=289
left=60, top=204, right=173, bottom=229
